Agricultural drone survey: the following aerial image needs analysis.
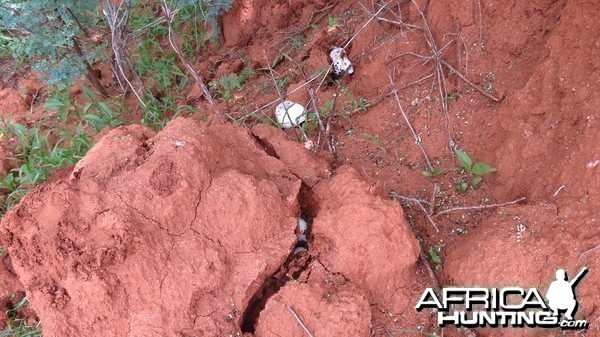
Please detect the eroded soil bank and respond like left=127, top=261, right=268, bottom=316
left=0, top=0, right=598, bottom=336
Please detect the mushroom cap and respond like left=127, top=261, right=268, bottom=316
left=275, top=101, right=307, bottom=129
left=329, top=47, right=354, bottom=76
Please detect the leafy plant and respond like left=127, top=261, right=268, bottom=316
left=422, top=167, right=444, bottom=178
left=209, top=68, right=254, bottom=101
left=427, top=244, right=445, bottom=270
left=0, top=0, right=107, bottom=94
left=454, top=148, right=497, bottom=192
left=327, top=15, right=341, bottom=27
left=342, top=87, right=367, bottom=112
left=0, top=118, right=93, bottom=216
left=271, top=34, right=305, bottom=68
left=80, top=87, right=122, bottom=131
left=43, top=86, right=123, bottom=131
left=362, top=132, right=387, bottom=154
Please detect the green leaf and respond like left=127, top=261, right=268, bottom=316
left=423, top=167, right=444, bottom=178
left=43, top=99, right=66, bottom=111
left=472, top=177, right=483, bottom=186
left=456, top=181, right=468, bottom=193
left=433, top=167, right=444, bottom=176
left=428, top=247, right=442, bottom=264
left=97, top=102, right=112, bottom=116
left=472, top=162, right=497, bottom=175
left=82, top=102, right=93, bottom=115
left=454, top=149, right=472, bottom=171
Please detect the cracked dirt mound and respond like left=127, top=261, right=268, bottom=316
left=0, top=119, right=302, bottom=336
left=0, top=118, right=422, bottom=336
left=255, top=167, right=422, bottom=337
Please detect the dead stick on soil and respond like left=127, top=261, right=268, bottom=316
left=236, top=73, right=322, bottom=123
left=440, top=60, right=503, bottom=102
left=342, top=0, right=391, bottom=50
left=432, top=197, right=526, bottom=218
left=161, top=1, right=222, bottom=122
left=263, top=52, right=306, bottom=141
left=579, top=245, right=600, bottom=260
left=308, top=89, right=334, bottom=153
left=416, top=200, right=440, bottom=232
left=102, top=0, right=149, bottom=107
left=390, top=192, right=439, bottom=232
left=389, top=192, right=431, bottom=206
left=477, top=0, right=484, bottom=49
left=388, top=71, right=434, bottom=172
left=287, top=306, right=314, bottom=337
left=429, top=183, right=440, bottom=215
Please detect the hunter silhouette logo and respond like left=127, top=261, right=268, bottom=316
left=546, top=267, right=587, bottom=321
left=416, top=267, right=589, bottom=329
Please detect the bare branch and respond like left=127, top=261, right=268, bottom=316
left=432, top=197, right=526, bottom=218
left=388, top=70, right=434, bottom=172
left=161, top=1, right=223, bottom=122
left=287, top=306, right=314, bottom=337
left=579, top=245, right=600, bottom=260
left=440, top=59, right=503, bottom=102
left=308, top=89, right=333, bottom=152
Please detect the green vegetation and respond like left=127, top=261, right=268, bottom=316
left=327, top=15, right=341, bottom=27
left=0, top=86, right=120, bottom=216
left=0, top=1, right=237, bottom=333
left=454, top=148, right=497, bottom=193
left=427, top=244, right=445, bottom=270
left=362, top=132, right=387, bottom=155
left=209, top=68, right=255, bottom=101
left=0, top=298, right=42, bottom=337
left=341, top=87, right=367, bottom=112
left=422, top=167, right=444, bottom=177
left=0, top=0, right=104, bottom=91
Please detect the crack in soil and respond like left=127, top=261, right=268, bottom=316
left=239, top=250, right=314, bottom=333
left=238, top=155, right=316, bottom=333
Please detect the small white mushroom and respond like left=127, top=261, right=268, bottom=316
left=297, top=234, right=307, bottom=244
left=275, top=101, right=307, bottom=129
left=329, top=47, right=354, bottom=78
left=298, top=218, right=309, bottom=234
left=293, top=246, right=307, bottom=255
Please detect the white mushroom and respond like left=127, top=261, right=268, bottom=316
left=329, top=47, right=354, bottom=78
left=298, top=218, right=308, bottom=234
left=275, top=101, right=307, bottom=129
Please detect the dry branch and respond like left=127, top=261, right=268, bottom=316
left=432, top=197, right=526, bottom=218
left=263, top=52, right=307, bottom=141
left=388, top=71, right=434, bottom=172
left=161, top=1, right=223, bottom=122
left=287, top=306, right=314, bottom=337
left=101, top=0, right=149, bottom=106
left=440, top=60, right=503, bottom=102
left=308, top=89, right=333, bottom=153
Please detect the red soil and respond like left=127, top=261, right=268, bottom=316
left=0, top=0, right=598, bottom=336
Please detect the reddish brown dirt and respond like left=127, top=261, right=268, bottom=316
left=0, top=0, right=599, bottom=336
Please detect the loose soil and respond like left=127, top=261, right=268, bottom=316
left=0, top=0, right=598, bottom=336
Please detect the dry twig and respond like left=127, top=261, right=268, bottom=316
left=440, top=59, right=502, bottom=102
left=579, top=245, right=600, bottom=260
left=287, top=306, right=314, bottom=337
left=432, top=197, right=526, bottom=218
left=388, top=71, right=434, bottom=171
left=390, top=192, right=439, bottom=232
left=308, top=89, right=333, bottom=153
left=101, top=0, right=149, bottom=106
left=262, top=52, right=307, bottom=141
left=161, top=1, right=222, bottom=121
